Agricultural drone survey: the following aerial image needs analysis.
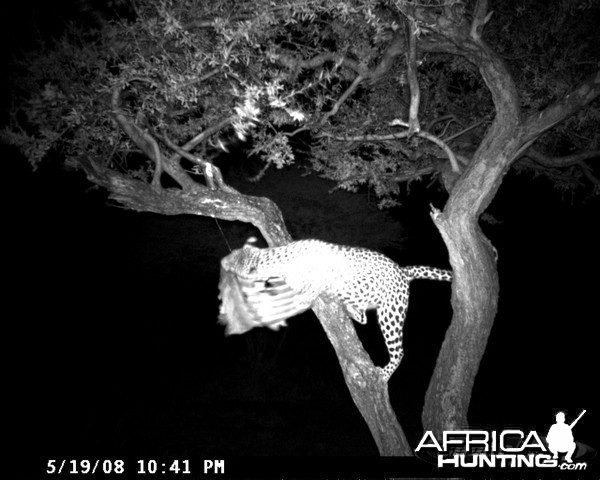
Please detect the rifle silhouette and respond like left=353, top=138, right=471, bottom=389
left=570, top=409, right=586, bottom=429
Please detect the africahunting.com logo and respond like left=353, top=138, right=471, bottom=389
left=415, top=410, right=595, bottom=471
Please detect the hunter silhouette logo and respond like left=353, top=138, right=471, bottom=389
left=546, top=410, right=585, bottom=463
left=415, top=409, right=592, bottom=470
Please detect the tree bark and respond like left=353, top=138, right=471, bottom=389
left=313, top=298, right=412, bottom=456
left=79, top=157, right=291, bottom=246
left=423, top=127, right=520, bottom=433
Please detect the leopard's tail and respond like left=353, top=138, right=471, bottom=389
left=402, top=266, right=452, bottom=282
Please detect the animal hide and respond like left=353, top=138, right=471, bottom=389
left=218, top=249, right=313, bottom=335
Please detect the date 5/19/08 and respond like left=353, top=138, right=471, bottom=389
left=44, top=459, right=195, bottom=475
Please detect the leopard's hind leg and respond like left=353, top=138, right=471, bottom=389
left=376, top=277, right=411, bottom=382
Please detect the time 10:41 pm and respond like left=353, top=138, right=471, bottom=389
left=137, top=459, right=191, bottom=475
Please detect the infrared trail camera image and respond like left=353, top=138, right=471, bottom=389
left=2, top=1, right=598, bottom=478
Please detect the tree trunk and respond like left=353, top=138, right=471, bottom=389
left=421, top=66, right=599, bottom=437
left=423, top=117, right=526, bottom=432
left=417, top=1, right=525, bottom=433
left=423, top=209, right=499, bottom=433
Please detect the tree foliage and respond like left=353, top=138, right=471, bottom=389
left=4, top=0, right=598, bottom=206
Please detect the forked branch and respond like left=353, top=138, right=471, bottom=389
left=158, top=130, right=238, bottom=194
left=111, top=84, right=163, bottom=188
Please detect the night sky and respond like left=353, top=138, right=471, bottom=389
left=3, top=1, right=599, bottom=479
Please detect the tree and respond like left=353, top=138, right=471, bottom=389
left=3, top=0, right=599, bottom=456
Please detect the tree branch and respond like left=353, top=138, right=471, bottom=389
left=78, top=156, right=290, bottom=247
left=522, top=147, right=600, bottom=168
left=389, top=120, right=461, bottom=172
left=110, top=82, right=204, bottom=191
left=578, top=161, right=600, bottom=186
left=274, top=51, right=367, bottom=77
left=405, top=18, right=421, bottom=136
left=179, top=116, right=233, bottom=153
left=443, top=119, right=486, bottom=144
left=518, top=147, right=600, bottom=187
left=158, top=130, right=239, bottom=194
left=318, top=131, right=409, bottom=142
left=369, top=32, right=406, bottom=83
left=427, top=114, right=462, bottom=132
left=274, top=30, right=406, bottom=84
left=111, top=84, right=163, bottom=188
left=387, top=165, right=438, bottom=183
left=470, top=0, right=494, bottom=41
left=320, top=126, right=460, bottom=172
left=417, top=130, right=460, bottom=172
left=320, top=75, right=364, bottom=124
left=521, top=70, right=600, bottom=144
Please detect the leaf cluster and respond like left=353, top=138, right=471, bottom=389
left=2, top=0, right=598, bottom=204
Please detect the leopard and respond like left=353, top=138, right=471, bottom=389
left=218, top=237, right=452, bottom=382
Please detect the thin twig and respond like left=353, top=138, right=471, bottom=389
left=320, top=75, right=364, bottom=125
left=159, top=130, right=238, bottom=194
